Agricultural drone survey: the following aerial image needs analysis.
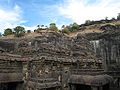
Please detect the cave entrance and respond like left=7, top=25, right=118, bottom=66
left=0, top=82, right=19, bottom=90
left=103, top=84, right=109, bottom=90
left=76, top=84, right=91, bottom=90
left=46, top=87, right=59, bottom=90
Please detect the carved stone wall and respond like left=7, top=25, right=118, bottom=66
left=0, top=32, right=104, bottom=90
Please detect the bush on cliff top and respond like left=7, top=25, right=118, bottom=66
left=4, top=28, right=13, bottom=36
left=14, top=26, right=25, bottom=37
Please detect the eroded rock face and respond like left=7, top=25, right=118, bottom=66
left=80, top=20, right=113, bottom=27
left=86, top=29, right=120, bottom=71
left=85, top=27, right=120, bottom=88
left=100, top=24, right=116, bottom=31
left=0, top=32, right=99, bottom=63
left=0, top=40, right=15, bottom=52
left=0, top=32, right=103, bottom=90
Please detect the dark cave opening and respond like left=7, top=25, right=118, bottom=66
left=46, top=87, right=57, bottom=90
left=103, top=84, right=109, bottom=90
left=76, top=84, right=91, bottom=90
left=0, top=82, right=18, bottom=90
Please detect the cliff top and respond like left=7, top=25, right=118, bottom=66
left=0, top=20, right=120, bottom=39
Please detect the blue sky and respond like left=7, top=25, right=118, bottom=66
left=0, top=0, right=120, bottom=33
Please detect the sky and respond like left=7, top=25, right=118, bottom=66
left=0, top=0, right=120, bottom=33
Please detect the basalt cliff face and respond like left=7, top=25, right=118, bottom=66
left=0, top=31, right=103, bottom=90
left=86, top=25, right=120, bottom=89
left=0, top=23, right=119, bottom=90
left=0, top=32, right=98, bottom=63
left=87, top=27, right=120, bottom=71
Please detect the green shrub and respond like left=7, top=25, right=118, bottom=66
left=89, top=25, right=97, bottom=29
left=62, top=28, right=70, bottom=34
left=115, top=24, right=120, bottom=27
left=81, top=26, right=86, bottom=30
left=27, top=30, right=31, bottom=33
left=4, top=28, right=13, bottom=36
left=0, top=33, right=2, bottom=36
left=14, top=26, right=25, bottom=37
left=49, top=23, right=58, bottom=31
left=72, top=29, right=77, bottom=32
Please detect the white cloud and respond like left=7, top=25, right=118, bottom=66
left=0, top=5, right=27, bottom=33
left=59, top=0, right=120, bottom=24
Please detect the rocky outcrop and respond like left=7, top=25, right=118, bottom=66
left=80, top=19, right=113, bottom=27
left=100, top=24, right=116, bottom=31
left=85, top=25, right=120, bottom=88
left=0, top=31, right=104, bottom=90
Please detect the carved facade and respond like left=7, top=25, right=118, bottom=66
left=0, top=31, right=114, bottom=90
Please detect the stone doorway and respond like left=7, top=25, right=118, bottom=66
left=46, top=87, right=56, bottom=90
left=0, top=82, right=21, bottom=90
left=46, top=87, right=60, bottom=90
left=76, top=84, right=91, bottom=90
left=103, top=84, right=109, bottom=90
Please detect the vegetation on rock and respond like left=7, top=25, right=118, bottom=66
left=0, top=33, right=2, bottom=36
left=14, top=26, right=25, bottom=37
left=4, top=28, right=13, bottom=36
left=49, top=23, right=58, bottom=31
left=117, top=13, right=120, bottom=20
left=61, top=22, right=80, bottom=34
left=62, top=27, right=70, bottom=34
left=27, top=30, right=32, bottom=33
left=2, top=13, right=120, bottom=38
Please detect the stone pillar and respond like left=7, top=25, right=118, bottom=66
left=91, top=86, right=98, bottom=90
left=101, top=47, right=107, bottom=71
left=35, top=41, right=38, bottom=48
left=70, top=84, right=76, bottom=90
left=22, top=62, right=28, bottom=81
left=100, top=86, right=103, bottom=90
left=118, top=78, right=120, bottom=88
left=77, top=61, right=79, bottom=69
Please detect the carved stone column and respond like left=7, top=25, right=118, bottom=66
left=99, top=86, right=103, bottom=90
left=69, top=84, right=76, bottom=90
left=91, top=86, right=98, bottom=90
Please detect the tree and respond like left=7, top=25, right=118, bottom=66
left=4, top=28, right=13, bottom=36
left=14, top=26, right=25, bottom=37
left=66, top=22, right=79, bottom=32
left=61, top=25, right=65, bottom=29
left=36, top=25, right=43, bottom=32
left=81, top=26, right=86, bottom=30
left=71, top=22, right=79, bottom=30
left=45, top=26, right=48, bottom=29
left=73, top=22, right=78, bottom=26
left=49, top=23, right=58, bottom=31
left=85, top=20, right=91, bottom=24
left=105, top=17, right=108, bottom=20
left=37, top=25, right=40, bottom=28
left=117, top=13, right=120, bottom=20
left=62, top=28, right=70, bottom=34
left=41, top=25, right=44, bottom=28
left=50, top=23, right=56, bottom=26
left=61, top=22, right=80, bottom=34
left=0, top=33, right=2, bottom=36
left=111, top=17, right=116, bottom=21
left=27, top=30, right=31, bottom=33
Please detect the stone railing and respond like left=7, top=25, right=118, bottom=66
left=105, top=71, right=120, bottom=78
left=27, top=74, right=61, bottom=89
left=70, top=69, right=104, bottom=75
left=71, top=69, right=120, bottom=78
left=0, top=67, right=22, bottom=73
left=0, top=73, right=23, bottom=83
left=29, top=78, right=58, bottom=83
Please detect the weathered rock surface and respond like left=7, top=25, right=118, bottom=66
left=1, top=26, right=119, bottom=89
left=0, top=31, right=104, bottom=90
